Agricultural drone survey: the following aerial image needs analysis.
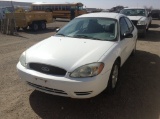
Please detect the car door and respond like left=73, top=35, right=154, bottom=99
left=124, top=17, right=137, bottom=53
left=118, top=17, right=135, bottom=65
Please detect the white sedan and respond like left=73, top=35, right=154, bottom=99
left=17, top=13, right=137, bottom=98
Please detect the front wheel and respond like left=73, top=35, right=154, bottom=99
left=107, top=60, right=120, bottom=93
left=139, top=29, right=146, bottom=38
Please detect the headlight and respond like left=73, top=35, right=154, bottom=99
left=137, top=20, right=146, bottom=25
left=70, top=63, right=104, bottom=78
left=19, top=52, right=26, bottom=67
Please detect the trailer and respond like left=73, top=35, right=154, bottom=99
left=6, top=11, right=54, bottom=31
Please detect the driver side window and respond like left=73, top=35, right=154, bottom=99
left=119, top=17, right=130, bottom=36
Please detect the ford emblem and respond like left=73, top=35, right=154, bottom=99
left=41, top=67, right=50, bottom=72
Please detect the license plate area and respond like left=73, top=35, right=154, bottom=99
left=35, top=77, right=48, bottom=84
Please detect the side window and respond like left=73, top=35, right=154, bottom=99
left=62, top=6, right=66, bottom=10
left=55, top=6, right=58, bottom=11
left=125, top=17, right=134, bottom=32
left=119, top=17, right=129, bottom=36
left=66, top=6, right=70, bottom=10
left=52, top=6, right=55, bottom=10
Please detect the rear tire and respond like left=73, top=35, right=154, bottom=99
left=31, top=22, right=39, bottom=31
left=39, top=22, right=46, bottom=30
left=107, top=60, right=120, bottom=94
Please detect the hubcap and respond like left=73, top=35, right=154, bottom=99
left=111, top=65, right=118, bottom=89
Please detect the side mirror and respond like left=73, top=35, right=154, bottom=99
left=123, top=33, right=133, bottom=38
left=56, top=28, right=60, bottom=32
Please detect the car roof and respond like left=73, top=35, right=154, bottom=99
left=77, top=12, right=125, bottom=20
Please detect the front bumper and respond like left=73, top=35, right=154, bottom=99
left=17, top=62, right=111, bottom=99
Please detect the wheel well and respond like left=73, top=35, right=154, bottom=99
left=115, top=57, right=121, bottom=67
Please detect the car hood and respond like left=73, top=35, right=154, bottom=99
left=127, top=16, right=146, bottom=21
left=26, top=36, right=115, bottom=71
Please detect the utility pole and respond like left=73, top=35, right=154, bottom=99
left=11, top=0, right=17, bottom=35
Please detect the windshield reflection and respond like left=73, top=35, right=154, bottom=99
left=56, top=17, right=118, bottom=41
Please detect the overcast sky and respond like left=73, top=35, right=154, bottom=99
left=2, top=0, right=160, bottom=9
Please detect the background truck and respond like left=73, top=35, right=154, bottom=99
left=120, top=8, right=152, bottom=37
left=6, top=11, right=54, bottom=31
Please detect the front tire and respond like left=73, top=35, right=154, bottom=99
left=107, top=60, right=120, bottom=94
left=140, top=29, right=146, bottom=38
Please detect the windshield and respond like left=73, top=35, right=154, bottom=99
left=121, top=9, right=146, bottom=16
left=56, top=17, right=118, bottom=41
left=77, top=6, right=84, bottom=10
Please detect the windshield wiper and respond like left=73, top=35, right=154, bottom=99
left=91, top=37, right=102, bottom=40
left=74, top=35, right=102, bottom=40
left=56, top=33, right=66, bottom=36
left=73, top=35, right=91, bottom=39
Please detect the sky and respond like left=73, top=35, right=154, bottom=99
left=2, top=0, right=160, bottom=9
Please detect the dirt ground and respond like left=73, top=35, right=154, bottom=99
left=0, top=19, right=159, bottom=119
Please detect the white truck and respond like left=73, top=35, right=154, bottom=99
left=120, top=8, right=152, bottom=37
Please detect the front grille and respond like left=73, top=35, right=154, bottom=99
left=131, top=20, right=138, bottom=26
left=27, top=82, right=67, bottom=95
left=29, top=63, right=66, bottom=76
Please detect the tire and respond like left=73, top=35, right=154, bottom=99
left=140, top=29, right=146, bottom=38
left=107, top=60, right=120, bottom=94
left=39, top=22, right=46, bottom=30
left=31, top=22, right=39, bottom=31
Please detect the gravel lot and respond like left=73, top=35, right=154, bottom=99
left=0, top=19, right=160, bottom=119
